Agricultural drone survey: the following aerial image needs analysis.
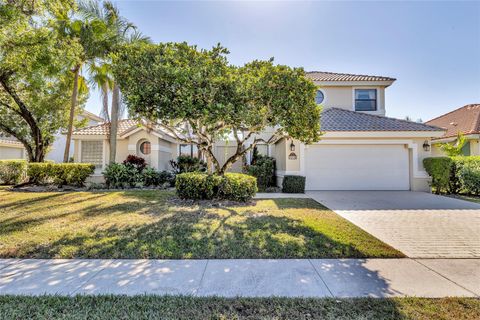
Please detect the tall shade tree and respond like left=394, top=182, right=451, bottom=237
left=81, top=0, right=149, bottom=163
left=0, top=0, right=82, bottom=162
left=113, top=42, right=321, bottom=174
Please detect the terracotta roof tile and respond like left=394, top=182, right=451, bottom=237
left=426, top=104, right=480, bottom=139
left=322, top=108, right=444, bottom=132
left=0, top=138, right=23, bottom=146
left=306, top=71, right=396, bottom=82
left=72, top=119, right=138, bottom=136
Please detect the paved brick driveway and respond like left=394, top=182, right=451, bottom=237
left=307, top=191, right=480, bottom=258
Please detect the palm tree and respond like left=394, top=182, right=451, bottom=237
left=57, top=3, right=114, bottom=162
left=81, top=0, right=149, bottom=164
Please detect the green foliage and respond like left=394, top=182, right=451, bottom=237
left=452, top=156, right=480, bottom=195
left=26, top=163, right=94, bottom=186
left=176, top=172, right=257, bottom=202
left=0, top=160, right=27, bottom=185
left=423, top=157, right=453, bottom=194
left=103, top=163, right=140, bottom=188
left=0, top=0, right=83, bottom=161
left=458, top=163, right=480, bottom=195
left=142, top=167, right=175, bottom=187
left=218, top=173, right=258, bottom=202
left=282, top=175, right=306, bottom=193
left=104, top=163, right=174, bottom=188
left=170, top=155, right=207, bottom=174
left=245, top=155, right=276, bottom=191
left=112, top=42, right=321, bottom=174
left=440, top=133, right=467, bottom=157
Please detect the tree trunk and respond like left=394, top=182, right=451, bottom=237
left=109, top=83, right=120, bottom=163
left=64, top=64, right=80, bottom=163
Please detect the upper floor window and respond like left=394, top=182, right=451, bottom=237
left=355, top=89, right=377, bottom=111
left=315, top=90, right=324, bottom=104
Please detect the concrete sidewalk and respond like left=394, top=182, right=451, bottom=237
left=0, top=259, right=478, bottom=298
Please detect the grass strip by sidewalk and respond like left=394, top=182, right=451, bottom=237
left=0, top=295, right=478, bottom=320
left=0, top=189, right=403, bottom=258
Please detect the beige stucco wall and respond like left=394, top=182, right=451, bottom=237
left=73, top=129, right=178, bottom=172
left=0, top=146, right=24, bottom=159
left=470, top=140, right=480, bottom=155
left=319, top=86, right=386, bottom=116
left=214, top=144, right=243, bottom=172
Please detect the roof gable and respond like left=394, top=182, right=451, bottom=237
left=426, top=104, right=480, bottom=138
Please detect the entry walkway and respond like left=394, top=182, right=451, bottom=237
left=0, top=259, right=478, bottom=297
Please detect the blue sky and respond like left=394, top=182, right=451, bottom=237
left=86, top=0, right=480, bottom=121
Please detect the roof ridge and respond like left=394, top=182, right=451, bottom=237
left=326, top=107, right=444, bottom=131
left=425, top=103, right=480, bottom=124
left=306, top=70, right=396, bottom=81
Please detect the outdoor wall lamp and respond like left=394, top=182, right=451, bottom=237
left=423, top=140, right=431, bottom=152
left=290, top=141, right=295, bottom=152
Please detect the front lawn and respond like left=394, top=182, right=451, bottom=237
left=0, top=188, right=403, bottom=258
left=0, top=296, right=478, bottom=320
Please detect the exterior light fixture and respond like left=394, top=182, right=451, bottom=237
left=423, top=140, right=431, bottom=152
left=290, top=141, right=295, bottom=152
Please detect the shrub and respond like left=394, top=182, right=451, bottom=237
left=27, top=163, right=94, bottom=186
left=176, top=172, right=256, bottom=201
left=170, top=155, right=207, bottom=174
left=282, top=175, right=306, bottom=193
left=123, top=155, right=147, bottom=172
left=458, top=163, right=480, bottom=194
left=451, top=156, right=480, bottom=194
left=245, top=155, right=276, bottom=192
left=0, top=160, right=27, bottom=185
left=218, top=173, right=257, bottom=202
left=27, top=163, right=55, bottom=185
left=51, top=163, right=95, bottom=186
left=142, top=168, right=175, bottom=187
left=103, top=163, right=141, bottom=188
left=423, top=157, right=453, bottom=194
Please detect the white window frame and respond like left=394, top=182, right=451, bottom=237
left=352, top=87, right=378, bottom=112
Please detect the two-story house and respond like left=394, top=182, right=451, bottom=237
left=71, top=71, right=445, bottom=191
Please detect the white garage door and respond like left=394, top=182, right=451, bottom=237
left=305, top=144, right=410, bottom=190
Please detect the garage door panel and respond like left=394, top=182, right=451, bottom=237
left=305, top=144, right=409, bottom=190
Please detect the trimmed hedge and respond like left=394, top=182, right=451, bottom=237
left=27, top=163, right=95, bottom=187
left=423, top=156, right=480, bottom=195
left=282, top=175, right=306, bottom=193
left=0, top=160, right=27, bottom=185
left=175, top=172, right=257, bottom=202
left=423, top=157, right=453, bottom=194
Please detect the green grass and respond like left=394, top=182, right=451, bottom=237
left=449, top=194, right=480, bottom=204
left=0, top=188, right=403, bottom=258
left=0, top=296, right=478, bottom=320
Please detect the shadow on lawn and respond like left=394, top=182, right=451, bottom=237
left=14, top=202, right=367, bottom=259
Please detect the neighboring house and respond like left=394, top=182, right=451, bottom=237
left=425, top=104, right=480, bottom=156
left=0, top=135, right=26, bottom=159
left=46, top=110, right=104, bottom=163
left=72, top=71, right=445, bottom=191
left=0, top=110, right=104, bottom=162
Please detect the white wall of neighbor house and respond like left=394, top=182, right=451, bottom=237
left=46, top=114, right=102, bottom=163
left=0, top=146, right=25, bottom=159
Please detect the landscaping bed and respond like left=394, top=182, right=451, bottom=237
left=0, top=189, right=403, bottom=258
left=0, top=296, right=478, bottom=320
